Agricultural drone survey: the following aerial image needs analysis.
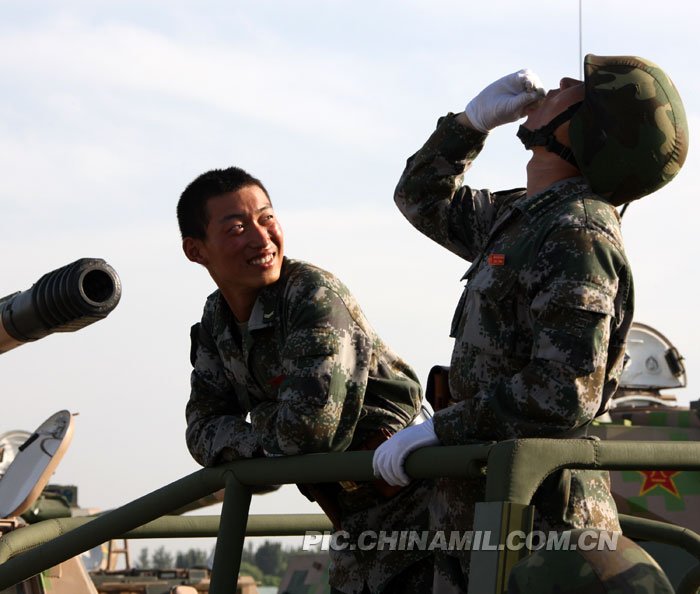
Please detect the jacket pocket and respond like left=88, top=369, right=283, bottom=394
left=457, top=264, right=518, bottom=355
left=532, top=280, right=615, bottom=374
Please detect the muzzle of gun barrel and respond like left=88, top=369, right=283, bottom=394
left=0, top=258, right=122, bottom=353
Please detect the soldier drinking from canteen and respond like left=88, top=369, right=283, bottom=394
left=373, top=55, right=688, bottom=592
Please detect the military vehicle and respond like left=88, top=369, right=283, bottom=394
left=590, top=322, right=700, bottom=589
left=0, top=258, right=121, bottom=354
left=0, top=258, right=262, bottom=594
left=0, top=258, right=122, bottom=594
left=0, top=261, right=698, bottom=594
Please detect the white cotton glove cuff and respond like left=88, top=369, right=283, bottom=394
left=465, top=69, right=545, bottom=133
left=372, top=419, right=439, bottom=487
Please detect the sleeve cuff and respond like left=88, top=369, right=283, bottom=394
left=424, top=113, right=488, bottom=164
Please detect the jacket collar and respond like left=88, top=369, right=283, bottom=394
left=246, top=257, right=291, bottom=331
left=515, top=176, right=590, bottom=218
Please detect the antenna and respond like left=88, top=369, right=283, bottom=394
left=579, top=0, right=583, bottom=78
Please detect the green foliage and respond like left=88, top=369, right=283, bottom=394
left=136, top=547, right=150, bottom=569
left=241, top=541, right=256, bottom=564
left=254, top=540, right=284, bottom=576
left=151, top=546, right=174, bottom=569
left=239, top=561, right=263, bottom=582
left=137, top=540, right=317, bottom=583
left=261, top=574, right=281, bottom=587
left=175, top=548, right=209, bottom=568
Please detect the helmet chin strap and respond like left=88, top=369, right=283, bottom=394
left=517, top=101, right=583, bottom=168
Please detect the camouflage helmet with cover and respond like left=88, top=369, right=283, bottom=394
left=507, top=530, right=674, bottom=594
left=518, top=54, right=688, bottom=206
left=570, top=54, right=689, bottom=205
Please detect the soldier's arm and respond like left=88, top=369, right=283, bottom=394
left=249, top=284, right=371, bottom=456
left=434, top=227, right=626, bottom=443
left=185, top=323, right=260, bottom=466
left=394, top=113, right=502, bottom=262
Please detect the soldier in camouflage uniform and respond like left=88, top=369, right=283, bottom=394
left=177, top=167, right=432, bottom=594
left=373, top=55, right=688, bottom=591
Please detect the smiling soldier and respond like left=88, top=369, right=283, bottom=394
left=177, top=167, right=433, bottom=594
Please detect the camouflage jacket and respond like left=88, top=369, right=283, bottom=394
left=394, top=114, right=630, bottom=540
left=395, top=114, right=633, bottom=530
left=185, top=258, right=430, bottom=594
left=185, top=257, right=422, bottom=466
left=394, top=113, right=634, bottom=446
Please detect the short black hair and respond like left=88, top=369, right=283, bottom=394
left=177, top=167, right=270, bottom=239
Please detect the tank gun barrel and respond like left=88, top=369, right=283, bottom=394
left=0, top=258, right=121, bottom=353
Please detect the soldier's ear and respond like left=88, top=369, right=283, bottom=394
left=183, top=237, right=208, bottom=265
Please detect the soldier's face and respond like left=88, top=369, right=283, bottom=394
left=522, top=77, right=584, bottom=144
left=190, top=184, right=284, bottom=301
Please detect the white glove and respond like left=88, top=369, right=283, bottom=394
left=372, top=419, right=439, bottom=486
left=465, top=69, right=545, bottom=133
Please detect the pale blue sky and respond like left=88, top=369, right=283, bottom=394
left=1, top=0, right=698, bottom=555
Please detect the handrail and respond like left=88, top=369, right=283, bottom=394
left=0, top=439, right=698, bottom=593
left=0, top=444, right=491, bottom=590
left=484, top=438, right=700, bottom=504
left=0, top=514, right=334, bottom=564
left=619, top=514, right=700, bottom=558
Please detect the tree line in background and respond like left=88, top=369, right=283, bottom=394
left=135, top=540, right=313, bottom=587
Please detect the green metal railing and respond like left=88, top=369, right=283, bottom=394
left=0, top=439, right=698, bottom=594
left=0, top=514, right=334, bottom=565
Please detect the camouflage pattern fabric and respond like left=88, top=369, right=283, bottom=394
left=570, top=54, right=689, bottom=206
left=429, top=470, right=620, bottom=591
left=331, top=555, right=435, bottom=594
left=507, top=530, right=675, bottom=594
left=331, top=484, right=434, bottom=594
left=395, top=114, right=630, bottom=583
left=432, top=550, right=470, bottom=594
left=185, top=257, right=430, bottom=594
